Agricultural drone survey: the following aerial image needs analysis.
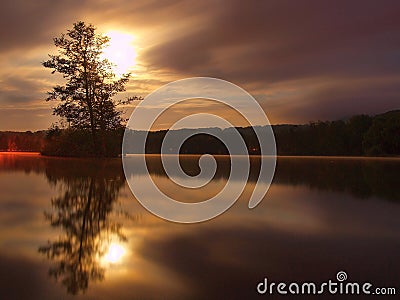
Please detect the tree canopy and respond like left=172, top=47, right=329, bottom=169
left=43, top=21, right=137, bottom=156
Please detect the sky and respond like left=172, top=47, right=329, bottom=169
left=1, top=0, right=400, bottom=131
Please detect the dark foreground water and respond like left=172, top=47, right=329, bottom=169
left=0, top=153, right=399, bottom=299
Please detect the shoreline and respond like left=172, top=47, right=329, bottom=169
left=1, top=151, right=400, bottom=160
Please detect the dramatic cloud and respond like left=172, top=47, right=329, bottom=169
left=1, top=0, right=400, bottom=130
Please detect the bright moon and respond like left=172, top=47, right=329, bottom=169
left=102, top=31, right=137, bottom=76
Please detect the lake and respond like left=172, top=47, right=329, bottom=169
left=0, top=153, right=399, bottom=299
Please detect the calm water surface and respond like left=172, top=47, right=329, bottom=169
left=0, top=153, right=399, bottom=299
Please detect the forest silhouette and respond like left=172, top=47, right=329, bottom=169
left=1, top=110, right=399, bottom=157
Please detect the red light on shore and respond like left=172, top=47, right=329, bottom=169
left=7, top=140, right=18, bottom=152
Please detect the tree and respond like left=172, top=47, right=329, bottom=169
left=363, top=110, right=400, bottom=156
left=347, top=115, right=372, bottom=155
left=43, top=21, right=137, bottom=156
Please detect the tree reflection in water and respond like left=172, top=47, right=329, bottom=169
left=39, top=159, right=127, bottom=295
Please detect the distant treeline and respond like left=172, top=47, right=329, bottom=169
left=0, top=131, right=44, bottom=152
left=275, top=110, right=400, bottom=156
left=126, top=110, right=400, bottom=156
left=1, top=110, right=399, bottom=156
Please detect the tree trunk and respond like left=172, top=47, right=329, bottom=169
left=83, top=53, right=100, bottom=157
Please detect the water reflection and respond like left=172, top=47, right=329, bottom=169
left=38, top=159, right=127, bottom=295
left=1, top=153, right=400, bottom=299
left=126, top=155, right=400, bottom=203
left=1, top=154, right=400, bottom=203
left=274, top=157, right=400, bottom=202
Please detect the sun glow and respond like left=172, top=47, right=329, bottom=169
left=102, top=31, right=137, bottom=77
left=103, top=242, right=126, bottom=264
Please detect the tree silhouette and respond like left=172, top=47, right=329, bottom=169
left=43, top=21, right=139, bottom=156
left=363, top=110, right=400, bottom=155
left=39, top=160, right=127, bottom=295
